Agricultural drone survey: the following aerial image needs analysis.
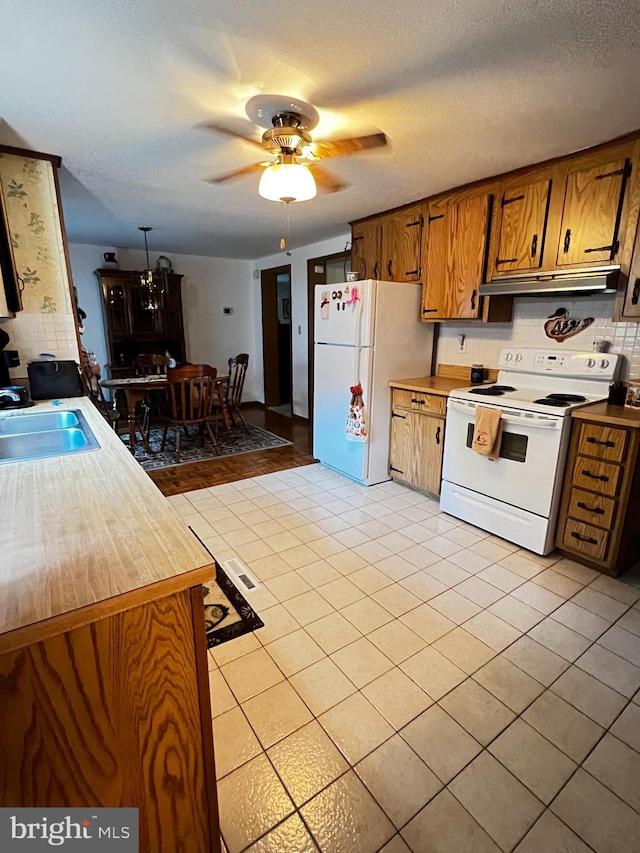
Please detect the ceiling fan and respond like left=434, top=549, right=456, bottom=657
left=202, top=94, right=388, bottom=202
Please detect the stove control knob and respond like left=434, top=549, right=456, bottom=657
left=515, top=353, right=523, bottom=362
left=586, top=358, right=597, bottom=368
left=600, top=359, right=609, bottom=369
left=504, top=352, right=513, bottom=362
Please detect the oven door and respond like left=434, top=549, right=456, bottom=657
left=442, top=398, right=567, bottom=517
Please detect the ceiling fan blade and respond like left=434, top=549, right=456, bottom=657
left=310, top=132, right=388, bottom=160
left=204, top=162, right=266, bottom=184
left=308, top=164, right=348, bottom=194
left=197, top=120, right=264, bottom=149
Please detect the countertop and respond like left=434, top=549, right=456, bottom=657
left=388, top=376, right=474, bottom=396
left=0, top=398, right=215, bottom=653
left=572, top=401, right=640, bottom=429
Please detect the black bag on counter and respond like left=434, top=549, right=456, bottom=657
left=27, top=360, right=83, bottom=400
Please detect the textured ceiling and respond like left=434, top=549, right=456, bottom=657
left=1, top=0, right=640, bottom=259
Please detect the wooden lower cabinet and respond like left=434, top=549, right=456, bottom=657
left=0, top=586, right=220, bottom=853
left=556, top=413, right=640, bottom=576
left=389, top=388, right=445, bottom=497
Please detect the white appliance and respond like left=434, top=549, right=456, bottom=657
left=441, top=348, right=621, bottom=554
left=313, top=279, right=434, bottom=485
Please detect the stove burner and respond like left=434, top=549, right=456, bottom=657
left=533, top=397, right=571, bottom=407
left=468, top=384, right=517, bottom=397
left=546, top=393, right=587, bottom=403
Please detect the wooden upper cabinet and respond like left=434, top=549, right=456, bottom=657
left=422, top=191, right=492, bottom=320
left=381, top=205, right=424, bottom=281
left=621, top=215, right=640, bottom=319
left=351, top=220, right=382, bottom=280
left=494, top=177, right=552, bottom=273
left=556, top=153, right=631, bottom=267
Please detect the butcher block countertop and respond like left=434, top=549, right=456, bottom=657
left=0, top=397, right=214, bottom=653
left=388, top=375, right=472, bottom=396
left=572, top=401, right=640, bottom=429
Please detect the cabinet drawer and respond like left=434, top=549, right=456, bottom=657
left=568, top=487, right=616, bottom=529
left=572, top=456, right=622, bottom=497
left=562, top=518, right=609, bottom=562
left=577, top=422, right=627, bottom=463
left=392, top=389, right=446, bottom=415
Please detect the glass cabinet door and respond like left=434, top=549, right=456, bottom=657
left=105, top=283, right=129, bottom=335
left=129, top=281, right=165, bottom=335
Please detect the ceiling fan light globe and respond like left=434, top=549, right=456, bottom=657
left=258, top=163, right=317, bottom=202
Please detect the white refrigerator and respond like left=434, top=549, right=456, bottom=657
left=313, top=279, right=434, bottom=485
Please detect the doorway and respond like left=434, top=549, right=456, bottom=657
left=261, top=265, right=293, bottom=416
left=307, top=251, right=351, bottom=425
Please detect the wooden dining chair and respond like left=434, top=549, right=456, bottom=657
left=133, top=354, right=170, bottom=437
left=161, top=364, right=219, bottom=462
left=225, top=353, right=249, bottom=431
left=80, top=352, right=121, bottom=431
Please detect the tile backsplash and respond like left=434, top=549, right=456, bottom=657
left=2, top=313, right=79, bottom=380
left=436, top=295, right=640, bottom=381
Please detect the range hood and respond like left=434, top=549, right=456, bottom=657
left=478, top=265, right=621, bottom=297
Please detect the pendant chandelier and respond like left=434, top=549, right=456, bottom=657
left=137, top=226, right=165, bottom=295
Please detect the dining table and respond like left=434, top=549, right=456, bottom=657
left=100, top=374, right=231, bottom=453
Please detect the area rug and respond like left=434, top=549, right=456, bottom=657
left=191, top=530, right=264, bottom=648
left=130, top=424, right=291, bottom=470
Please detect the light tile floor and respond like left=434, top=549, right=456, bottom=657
left=168, top=464, right=640, bottom=853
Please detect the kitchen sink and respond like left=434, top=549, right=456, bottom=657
left=0, top=410, right=81, bottom=435
left=0, top=409, right=100, bottom=463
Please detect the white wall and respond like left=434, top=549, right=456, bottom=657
left=69, top=244, right=259, bottom=400
left=436, top=294, right=640, bottom=380
left=67, top=243, right=114, bottom=376
left=254, top=233, right=351, bottom=418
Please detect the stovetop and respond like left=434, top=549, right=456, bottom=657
left=449, top=347, right=622, bottom=417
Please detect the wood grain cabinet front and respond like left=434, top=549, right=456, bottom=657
left=351, top=206, right=424, bottom=284
left=555, top=150, right=631, bottom=268
left=389, top=387, right=445, bottom=497
left=492, top=175, right=553, bottom=274
left=351, top=219, right=382, bottom=281
left=421, top=191, right=493, bottom=321
left=556, top=413, right=640, bottom=576
left=0, top=586, right=220, bottom=853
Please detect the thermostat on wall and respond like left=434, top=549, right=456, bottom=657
left=223, top=307, right=234, bottom=315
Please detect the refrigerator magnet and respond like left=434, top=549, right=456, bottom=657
left=320, top=292, right=330, bottom=319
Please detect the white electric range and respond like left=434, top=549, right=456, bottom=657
left=440, top=348, right=621, bottom=555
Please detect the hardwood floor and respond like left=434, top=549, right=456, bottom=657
left=148, top=405, right=315, bottom=496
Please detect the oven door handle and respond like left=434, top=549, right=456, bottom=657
left=448, top=402, right=561, bottom=428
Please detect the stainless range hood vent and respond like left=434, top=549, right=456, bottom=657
left=478, top=265, right=621, bottom=297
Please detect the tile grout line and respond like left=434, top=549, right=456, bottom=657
left=200, top=468, right=640, bottom=852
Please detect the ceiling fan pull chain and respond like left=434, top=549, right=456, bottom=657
left=280, top=201, right=292, bottom=252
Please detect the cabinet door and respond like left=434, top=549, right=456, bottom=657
left=382, top=206, right=424, bottom=281
left=389, top=411, right=445, bottom=496
left=104, top=281, right=130, bottom=336
left=622, top=216, right=640, bottom=319
left=129, top=281, right=165, bottom=335
left=556, top=156, right=630, bottom=266
left=163, top=275, right=184, bottom=343
left=414, top=415, right=445, bottom=496
left=422, top=193, right=491, bottom=320
left=351, top=221, right=382, bottom=280
left=494, top=178, right=552, bottom=273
